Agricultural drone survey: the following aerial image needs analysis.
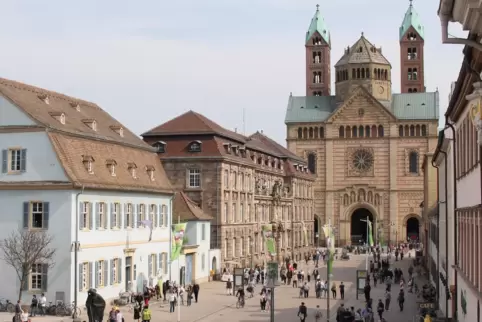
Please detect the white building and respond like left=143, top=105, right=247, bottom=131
left=0, top=78, right=174, bottom=305
left=169, top=192, right=220, bottom=285
left=431, top=128, right=455, bottom=319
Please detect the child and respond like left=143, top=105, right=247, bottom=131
left=141, top=304, right=152, bottom=322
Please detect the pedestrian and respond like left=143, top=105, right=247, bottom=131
left=331, top=282, right=337, bottom=299
left=314, top=305, right=322, bottom=322
left=364, top=283, right=371, bottom=302
left=385, top=290, right=391, bottom=311
left=169, top=291, right=177, bottom=313
left=339, top=282, right=345, bottom=299
left=297, top=302, right=307, bottom=322
left=398, top=289, right=405, bottom=311
left=133, top=301, right=141, bottom=322
left=260, top=292, right=267, bottom=312
left=141, top=304, right=152, bottom=322
left=30, top=295, right=38, bottom=317
left=14, top=301, right=23, bottom=322
left=108, top=307, right=117, bottom=322
left=115, top=308, right=123, bottom=322
left=39, top=293, right=47, bottom=316
left=226, top=279, right=233, bottom=295
left=373, top=272, right=378, bottom=287
left=377, top=299, right=385, bottom=320
left=193, top=283, right=200, bottom=302
left=155, top=284, right=160, bottom=301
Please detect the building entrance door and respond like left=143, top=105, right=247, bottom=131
left=125, top=256, right=132, bottom=292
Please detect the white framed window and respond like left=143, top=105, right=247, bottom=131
left=188, top=169, right=201, bottom=188
left=111, top=203, right=120, bottom=229
left=23, top=202, right=49, bottom=230
left=4, top=148, right=27, bottom=173
left=81, top=202, right=91, bottom=230
left=109, top=164, right=116, bottom=176
left=125, top=203, right=133, bottom=228
left=161, top=205, right=167, bottom=227
left=150, top=204, right=157, bottom=227
left=112, top=259, right=118, bottom=284
left=79, top=262, right=92, bottom=291
left=30, top=263, right=47, bottom=291
left=138, top=204, right=145, bottom=222
left=97, top=202, right=106, bottom=229
left=96, top=260, right=107, bottom=287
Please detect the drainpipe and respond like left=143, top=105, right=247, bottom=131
left=169, top=194, right=174, bottom=281
left=73, top=185, right=85, bottom=322
left=439, top=1, right=482, bottom=50
left=439, top=148, right=450, bottom=322
left=431, top=159, right=441, bottom=305
left=446, top=120, right=457, bottom=320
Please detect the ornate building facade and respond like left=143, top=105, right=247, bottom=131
left=142, top=111, right=315, bottom=266
left=285, top=4, right=439, bottom=246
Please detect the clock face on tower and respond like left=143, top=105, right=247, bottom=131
left=378, top=86, right=384, bottom=94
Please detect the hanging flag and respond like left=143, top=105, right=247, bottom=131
left=171, top=223, right=187, bottom=261
left=367, top=220, right=374, bottom=247
left=322, top=224, right=335, bottom=277
left=138, top=219, right=153, bottom=242
left=262, top=224, right=276, bottom=256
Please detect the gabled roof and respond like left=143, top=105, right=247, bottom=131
left=173, top=191, right=213, bottom=221
left=0, top=77, right=173, bottom=194
left=0, top=78, right=150, bottom=149
left=399, top=3, right=425, bottom=40
left=305, top=5, right=330, bottom=46
left=335, top=34, right=391, bottom=67
left=249, top=131, right=305, bottom=163
left=285, top=91, right=439, bottom=124
left=143, top=110, right=246, bottom=143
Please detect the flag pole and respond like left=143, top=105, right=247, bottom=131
left=177, top=215, right=181, bottom=322
left=326, top=219, right=331, bottom=322
left=366, top=216, right=369, bottom=271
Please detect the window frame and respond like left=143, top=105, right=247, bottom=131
left=111, top=203, right=120, bottom=229
left=188, top=169, right=201, bottom=188
left=30, top=263, right=45, bottom=291
left=408, top=151, right=419, bottom=174
left=29, top=201, right=47, bottom=230
left=97, top=202, right=106, bottom=230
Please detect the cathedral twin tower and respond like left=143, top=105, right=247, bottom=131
left=305, top=2, right=425, bottom=100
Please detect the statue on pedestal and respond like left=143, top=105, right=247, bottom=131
left=86, top=288, right=106, bottom=322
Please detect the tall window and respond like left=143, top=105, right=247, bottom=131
left=409, top=151, right=419, bottom=174
left=80, top=262, right=91, bottom=291
left=378, top=125, right=384, bottom=137
left=150, top=204, right=157, bottom=227
left=138, top=204, right=145, bottom=222
left=240, top=203, right=245, bottom=222
left=80, top=202, right=91, bottom=230
left=188, top=169, right=201, bottom=188
left=125, top=203, right=133, bottom=228
left=224, top=170, right=229, bottom=187
left=247, top=204, right=251, bottom=222
left=233, top=172, right=237, bottom=189
left=161, top=205, right=167, bottom=227
left=23, top=202, right=49, bottom=230
left=232, top=203, right=237, bottom=222
left=30, top=263, right=47, bottom=291
left=308, top=153, right=316, bottom=174
left=111, top=203, right=120, bottom=229
left=223, top=202, right=228, bottom=223
left=97, top=202, right=106, bottom=229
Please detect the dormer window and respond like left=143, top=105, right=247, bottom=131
left=82, top=119, right=97, bottom=131
left=105, top=159, right=117, bottom=176
left=110, top=125, right=124, bottom=137
left=146, top=165, right=155, bottom=181
left=69, top=101, right=81, bottom=111
left=82, top=155, right=95, bottom=174
left=188, top=141, right=202, bottom=152
left=153, top=141, right=166, bottom=153
left=231, top=145, right=239, bottom=155
left=223, top=143, right=232, bottom=153
left=49, top=112, right=66, bottom=125
left=37, top=94, right=49, bottom=105
left=127, top=162, right=137, bottom=179
left=239, top=146, right=246, bottom=157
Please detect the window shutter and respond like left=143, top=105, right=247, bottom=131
left=118, top=258, right=122, bottom=283
left=89, top=203, right=93, bottom=230
left=133, top=204, right=137, bottom=229
left=79, top=202, right=84, bottom=230
left=88, top=262, right=93, bottom=289
left=110, top=203, right=115, bottom=229
left=124, top=204, right=128, bottom=229
left=95, top=261, right=99, bottom=288
left=154, top=254, right=158, bottom=276
left=103, top=260, right=108, bottom=286
left=41, top=264, right=48, bottom=292
left=159, top=205, right=163, bottom=227
left=110, top=259, right=114, bottom=285
left=79, top=263, right=84, bottom=291
left=43, top=202, right=49, bottom=229
left=20, top=149, right=27, bottom=172
left=1, top=149, right=7, bottom=173
left=96, top=204, right=101, bottom=230
left=158, top=253, right=162, bottom=275
left=103, top=204, right=108, bottom=229
left=23, top=202, right=29, bottom=229
left=148, top=254, right=152, bottom=277
left=157, top=205, right=161, bottom=227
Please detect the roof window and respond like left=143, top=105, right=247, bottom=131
left=105, top=159, right=117, bottom=176
left=82, top=119, right=97, bottom=131
left=82, top=155, right=94, bottom=174
left=188, top=140, right=202, bottom=153
left=49, top=112, right=66, bottom=125
left=110, top=125, right=124, bottom=137
left=127, top=162, right=137, bottom=179
left=153, top=141, right=166, bottom=153
left=69, top=102, right=81, bottom=111
left=37, top=94, right=49, bottom=105
left=146, top=165, right=155, bottom=181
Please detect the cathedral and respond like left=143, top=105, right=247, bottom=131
left=285, top=2, right=439, bottom=246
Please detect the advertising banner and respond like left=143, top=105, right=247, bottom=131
left=171, top=223, right=187, bottom=261
left=322, top=224, right=336, bottom=277
left=262, top=224, right=276, bottom=256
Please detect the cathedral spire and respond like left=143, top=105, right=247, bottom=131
left=399, top=0, right=424, bottom=40
left=305, top=4, right=330, bottom=46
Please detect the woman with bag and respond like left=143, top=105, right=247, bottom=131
left=331, top=282, right=337, bottom=299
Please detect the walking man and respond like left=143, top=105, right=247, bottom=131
left=384, top=290, right=391, bottom=311
left=339, top=282, right=345, bottom=300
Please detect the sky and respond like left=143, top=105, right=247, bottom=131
left=0, top=0, right=468, bottom=145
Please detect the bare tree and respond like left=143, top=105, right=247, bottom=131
left=0, top=230, right=56, bottom=301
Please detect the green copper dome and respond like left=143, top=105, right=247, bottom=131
left=305, top=5, right=330, bottom=46
left=399, top=2, right=424, bottom=40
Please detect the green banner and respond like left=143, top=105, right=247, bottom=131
left=171, top=223, right=187, bottom=261
left=262, top=224, right=276, bottom=256
left=367, top=220, right=374, bottom=247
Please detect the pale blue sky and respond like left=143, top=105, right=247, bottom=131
left=0, top=0, right=467, bottom=144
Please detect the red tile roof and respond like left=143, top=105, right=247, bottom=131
left=173, top=191, right=213, bottom=221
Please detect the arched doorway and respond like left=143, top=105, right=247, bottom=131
left=406, top=217, right=420, bottom=241
left=351, top=208, right=374, bottom=245
left=211, top=256, right=217, bottom=273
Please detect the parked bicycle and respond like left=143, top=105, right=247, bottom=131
left=55, top=301, right=81, bottom=317
left=0, top=298, right=14, bottom=313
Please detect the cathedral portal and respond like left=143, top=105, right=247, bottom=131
left=351, top=208, right=374, bottom=245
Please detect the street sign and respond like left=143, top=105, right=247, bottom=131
left=233, top=268, right=244, bottom=295
left=266, top=262, right=279, bottom=288
left=356, top=270, right=368, bottom=299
